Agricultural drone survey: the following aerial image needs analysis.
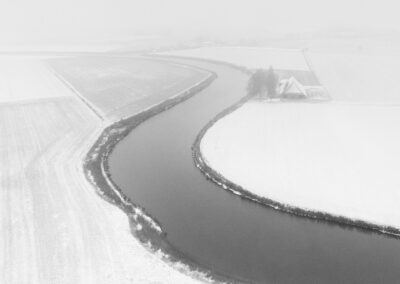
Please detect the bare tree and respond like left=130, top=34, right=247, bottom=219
left=247, top=67, right=279, bottom=98
left=265, top=66, right=279, bottom=98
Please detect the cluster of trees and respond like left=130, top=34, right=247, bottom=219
left=247, top=67, right=279, bottom=99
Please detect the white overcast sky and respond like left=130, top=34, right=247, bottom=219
left=1, top=0, right=399, bottom=44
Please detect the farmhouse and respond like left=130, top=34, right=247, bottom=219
left=278, top=77, right=308, bottom=98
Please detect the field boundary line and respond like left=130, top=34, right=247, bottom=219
left=45, top=63, right=105, bottom=121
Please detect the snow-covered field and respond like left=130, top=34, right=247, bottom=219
left=0, top=56, right=209, bottom=284
left=48, top=57, right=209, bottom=120
left=0, top=57, right=74, bottom=103
left=190, top=46, right=400, bottom=230
left=201, top=101, right=400, bottom=230
left=310, top=51, right=400, bottom=103
left=160, top=46, right=310, bottom=70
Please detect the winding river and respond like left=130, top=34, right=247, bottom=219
left=108, top=58, right=400, bottom=283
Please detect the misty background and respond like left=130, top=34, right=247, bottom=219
left=1, top=0, right=400, bottom=51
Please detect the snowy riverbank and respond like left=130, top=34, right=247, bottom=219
left=200, top=101, right=400, bottom=234
left=0, top=55, right=215, bottom=284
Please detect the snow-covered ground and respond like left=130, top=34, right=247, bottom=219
left=310, top=51, right=400, bottom=103
left=186, top=46, right=400, bottom=230
left=48, top=56, right=210, bottom=120
left=0, top=57, right=74, bottom=103
left=201, top=101, right=400, bottom=229
left=160, top=46, right=309, bottom=70
left=0, top=56, right=210, bottom=284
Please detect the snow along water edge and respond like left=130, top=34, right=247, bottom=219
left=195, top=100, right=400, bottom=239
left=81, top=62, right=242, bottom=283
left=175, top=50, right=400, bottom=239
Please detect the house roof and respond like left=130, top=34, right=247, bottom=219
left=279, top=77, right=307, bottom=96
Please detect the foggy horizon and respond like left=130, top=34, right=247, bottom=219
left=2, top=0, right=400, bottom=46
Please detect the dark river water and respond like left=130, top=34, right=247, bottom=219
left=109, top=58, right=400, bottom=283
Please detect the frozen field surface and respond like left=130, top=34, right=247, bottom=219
left=160, top=46, right=309, bottom=70
left=310, top=51, right=400, bottom=103
left=201, top=101, right=400, bottom=230
left=48, top=56, right=209, bottom=120
left=1, top=56, right=209, bottom=284
left=0, top=57, right=74, bottom=103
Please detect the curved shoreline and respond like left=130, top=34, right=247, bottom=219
left=82, top=55, right=400, bottom=284
left=168, top=52, right=400, bottom=239
left=192, top=90, right=400, bottom=241
left=82, top=62, right=239, bottom=283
